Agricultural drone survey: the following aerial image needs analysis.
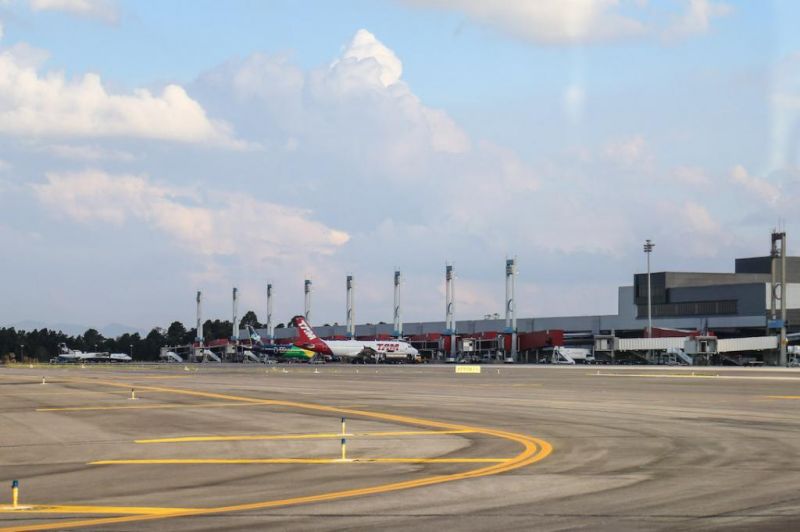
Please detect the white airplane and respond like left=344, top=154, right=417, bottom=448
left=291, top=315, right=419, bottom=362
left=53, top=343, right=131, bottom=363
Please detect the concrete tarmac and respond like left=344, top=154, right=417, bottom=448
left=1, top=364, right=799, bottom=531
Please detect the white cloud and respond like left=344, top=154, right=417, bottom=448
left=663, top=0, right=732, bottom=39
left=406, top=0, right=731, bottom=45
left=405, top=0, right=647, bottom=44
left=730, top=164, right=780, bottom=205
left=42, top=144, right=135, bottom=162
left=324, top=30, right=470, bottom=153
left=671, top=165, right=711, bottom=186
left=682, top=201, right=721, bottom=235
left=6, top=26, right=756, bottom=326
left=648, top=200, right=729, bottom=258
left=336, top=29, right=402, bottom=87
left=603, top=135, right=652, bottom=167
left=203, top=28, right=470, bottom=160
left=32, top=169, right=350, bottom=259
left=29, top=0, right=119, bottom=24
left=0, top=47, right=242, bottom=146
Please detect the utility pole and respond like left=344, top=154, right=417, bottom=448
left=505, top=258, right=518, bottom=361
left=770, top=231, right=788, bottom=366
left=304, top=279, right=312, bottom=323
left=445, top=264, right=456, bottom=359
left=644, top=239, right=655, bottom=361
left=266, top=283, right=274, bottom=340
left=346, top=275, right=355, bottom=338
left=393, top=270, right=402, bottom=338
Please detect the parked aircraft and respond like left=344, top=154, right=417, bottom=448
left=291, top=316, right=419, bottom=362
left=244, top=326, right=315, bottom=362
left=52, top=343, right=131, bottom=363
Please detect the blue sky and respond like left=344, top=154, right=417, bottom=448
left=1, top=0, right=799, bottom=332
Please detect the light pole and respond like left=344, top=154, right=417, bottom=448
left=129, top=344, right=133, bottom=359
left=19, top=344, right=24, bottom=362
left=643, top=239, right=655, bottom=343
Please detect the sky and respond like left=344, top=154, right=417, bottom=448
left=1, top=0, right=800, bottom=333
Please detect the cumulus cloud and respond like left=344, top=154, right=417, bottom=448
left=658, top=201, right=728, bottom=258
left=6, top=25, right=753, bottom=326
left=603, top=135, right=652, bottom=167
left=198, top=28, right=470, bottom=163
left=42, top=144, right=135, bottom=162
left=671, top=165, right=711, bottom=186
left=32, top=170, right=350, bottom=258
left=730, top=164, right=780, bottom=205
left=29, top=0, right=119, bottom=24
left=406, top=0, right=731, bottom=44
left=682, top=201, right=721, bottom=235
left=405, top=0, right=646, bottom=44
left=0, top=47, right=242, bottom=146
left=336, top=29, right=402, bottom=87
left=663, top=0, right=732, bottom=39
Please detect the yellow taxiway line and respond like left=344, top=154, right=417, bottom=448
left=135, top=429, right=473, bottom=444
left=764, top=395, right=800, bottom=399
left=36, top=402, right=271, bottom=412
left=0, top=391, right=133, bottom=397
left=91, top=458, right=509, bottom=465
left=0, top=377, right=552, bottom=532
left=0, top=505, right=189, bottom=515
left=591, top=372, right=800, bottom=381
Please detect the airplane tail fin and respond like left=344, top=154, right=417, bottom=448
left=246, top=325, right=261, bottom=344
left=292, top=315, right=328, bottom=350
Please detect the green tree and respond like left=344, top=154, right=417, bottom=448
left=82, top=329, right=105, bottom=352
left=141, top=328, right=167, bottom=360
left=240, top=311, right=260, bottom=328
left=166, top=321, right=187, bottom=346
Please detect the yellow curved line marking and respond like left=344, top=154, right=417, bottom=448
left=593, top=372, right=800, bottom=381
left=135, top=429, right=473, bottom=443
left=765, top=395, right=800, bottom=399
left=0, top=505, right=190, bottom=515
left=90, top=458, right=508, bottom=465
left=0, top=378, right=552, bottom=531
left=37, top=402, right=269, bottom=412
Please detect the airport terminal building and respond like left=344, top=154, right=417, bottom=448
left=259, top=250, right=800, bottom=366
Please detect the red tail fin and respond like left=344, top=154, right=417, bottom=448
left=292, top=315, right=329, bottom=352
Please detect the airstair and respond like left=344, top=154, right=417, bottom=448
left=161, top=350, right=183, bottom=363
left=202, top=349, right=222, bottom=363
left=551, top=347, right=576, bottom=364
left=241, top=350, right=260, bottom=363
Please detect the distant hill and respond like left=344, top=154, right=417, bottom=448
left=8, top=321, right=147, bottom=338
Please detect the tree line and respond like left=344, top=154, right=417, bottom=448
left=0, top=310, right=289, bottom=363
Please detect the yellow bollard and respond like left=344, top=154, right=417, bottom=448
left=341, top=438, right=346, bottom=461
left=11, top=480, right=18, bottom=508
left=341, top=417, right=346, bottom=436
left=129, top=388, right=136, bottom=400
left=41, top=376, right=46, bottom=385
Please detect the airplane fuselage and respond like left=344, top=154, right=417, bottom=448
left=323, top=340, right=417, bottom=359
left=291, top=315, right=420, bottom=361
